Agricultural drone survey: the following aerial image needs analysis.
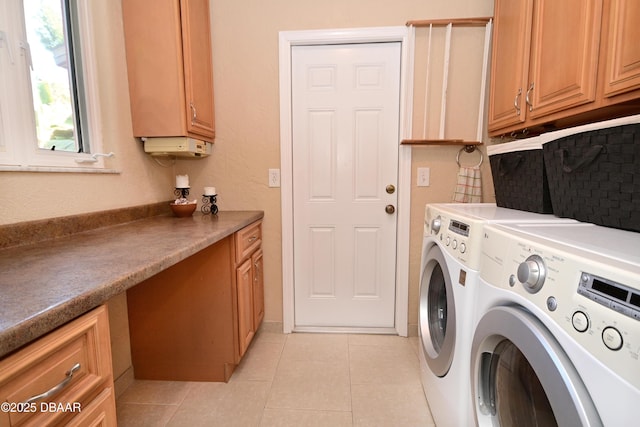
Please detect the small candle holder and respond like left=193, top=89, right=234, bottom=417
left=201, top=194, right=218, bottom=215
left=174, top=187, right=190, bottom=199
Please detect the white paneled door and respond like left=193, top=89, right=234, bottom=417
left=292, top=42, right=401, bottom=329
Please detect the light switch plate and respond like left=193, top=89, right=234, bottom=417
left=417, top=167, right=430, bottom=187
left=268, top=169, right=281, bottom=187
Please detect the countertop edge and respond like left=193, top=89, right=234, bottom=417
left=0, top=210, right=264, bottom=359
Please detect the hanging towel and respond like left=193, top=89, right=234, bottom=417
left=452, top=166, right=482, bottom=203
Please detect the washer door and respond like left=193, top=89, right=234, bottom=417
left=419, top=244, right=456, bottom=377
left=471, top=305, right=602, bottom=427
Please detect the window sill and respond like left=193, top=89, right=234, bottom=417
left=0, top=165, right=120, bottom=174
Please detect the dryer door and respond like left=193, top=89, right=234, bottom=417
left=471, top=305, right=602, bottom=427
left=419, top=244, right=456, bottom=377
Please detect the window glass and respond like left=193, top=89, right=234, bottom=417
left=24, top=0, right=82, bottom=153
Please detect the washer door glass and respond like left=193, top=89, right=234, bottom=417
left=420, top=244, right=456, bottom=377
left=472, top=306, right=601, bottom=427
left=485, top=339, right=556, bottom=427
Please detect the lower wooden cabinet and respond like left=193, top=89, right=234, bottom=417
left=252, top=248, right=265, bottom=331
left=234, top=220, right=264, bottom=360
left=127, top=236, right=237, bottom=382
left=236, top=258, right=255, bottom=358
left=127, top=220, right=264, bottom=381
left=0, top=305, right=116, bottom=426
left=66, top=388, right=117, bottom=427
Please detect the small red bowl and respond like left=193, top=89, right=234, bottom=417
left=169, top=203, right=197, bottom=217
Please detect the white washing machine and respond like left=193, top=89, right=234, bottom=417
left=471, top=222, right=640, bottom=426
left=419, top=203, right=577, bottom=427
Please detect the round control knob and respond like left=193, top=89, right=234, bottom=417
left=452, top=240, right=458, bottom=250
left=517, top=254, right=546, bottom=293
left=571, top=311, right=589, bottom=333
left=431, top=216, right=442, bottom=234
left=445, top=236, right=451, bottom=246
left=459, top=243, right=466, bottom=254
left=602, top=327, right=623, bottom=351
left=546, top=297, right=557, bottom=312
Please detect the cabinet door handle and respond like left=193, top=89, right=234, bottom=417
left=23, top=363, right=81, bottom=405
left=514, top=88, right=522, bottom=115
left=248, top=236, right=257, bottom=243
left=190, top=102, right=197, bottom=123
left=525, top=83, right=534, bottom=112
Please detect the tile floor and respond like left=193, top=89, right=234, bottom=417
left=116, top=330, right=435, bottom=426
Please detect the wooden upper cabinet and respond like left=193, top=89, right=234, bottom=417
left=487, top=0, right=534, bottom=133
left=601, top=0, right=640, bottom=98
left=122, top=0, right=215, bottom=142
left=527, top=0, right=602, bottom=119
left=181, top=0, right=216, bottom=138
left=486, top=0, right=634, bottom=137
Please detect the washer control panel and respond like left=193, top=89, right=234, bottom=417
left=577, top=272, right=640, bottom=321
left=517, top=254, right=547, bottom=293
left=481, top=224, right=640, bottom=390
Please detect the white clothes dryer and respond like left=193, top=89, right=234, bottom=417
left=471, top=222, right=640, bottom=426
left=419, top=203, right=577, bottom=427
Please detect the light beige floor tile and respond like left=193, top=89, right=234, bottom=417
left=267, top=358, right=351, bottom=411
left=116, top=332, right=433, bottom=425
left=349, top=343, right=421, bottom=386
left=116, top=402, right=178, bottom=427
left=408, top=336, right=420, bottom=356
left=279, top=333, right=349, bottom=363
left=254, top=330, right=288, bottom=344
left=117, top=380, right=193, bottom=405
left=168, top=380, right=270, bottom=427
left=351, top=383, right=435, bottom=427
left=260, top=408, right=353, bottom=427
left=348, top=334, right=411, bottom=347
left=232, top=339, right=285, bottom=382
left=210, top=380, right=271, bottom=426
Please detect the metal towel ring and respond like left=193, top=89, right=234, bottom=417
left=456, top=146, right=483, bottom=168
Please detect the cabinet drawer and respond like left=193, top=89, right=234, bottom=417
left=66, top=387, right=116, bottom=427
left=0, top=306, right=113, bottom=426
left=235, top=220, right=262, bottom=262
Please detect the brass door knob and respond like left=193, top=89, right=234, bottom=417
left=386, top=184, right=396, bottom=194
left=385, top=205, right=395, bottom=214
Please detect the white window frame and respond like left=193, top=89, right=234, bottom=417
left=0, top=0, right=110, bottom=172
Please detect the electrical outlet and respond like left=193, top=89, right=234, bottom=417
left=417, top=167, right=430, bottom=187
left=268, top=168, right=281, bottom=187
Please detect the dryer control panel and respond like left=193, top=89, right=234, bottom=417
left=425, top=206, right=485, bottom=270
left=480, top=223, right=640, bottom=391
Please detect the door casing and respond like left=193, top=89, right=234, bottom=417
left=279, top=26, right=415, bottom=336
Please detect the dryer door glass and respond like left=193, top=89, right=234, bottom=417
left=427, top=263, right=447, bottom=351
left=420, top=245, right=456, bottom=377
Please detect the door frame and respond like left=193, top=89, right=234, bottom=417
left=278, top=26, right=414, bottom=336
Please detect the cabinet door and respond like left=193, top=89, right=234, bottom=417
left=252, top=248, right=264, bottom=330
left=122, top=0, right=187, bottom=138
left=602, top=0, right=640, bottom=97
left=527, top=0, right=602, bottom=119
left=488, top=0, right=534, bottom=133
left=236, top=259, right=255, bottom=358
left=180, top=0, right=216, bottom=140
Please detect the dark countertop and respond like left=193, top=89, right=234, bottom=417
left=0, top=210, right=263, bottom=358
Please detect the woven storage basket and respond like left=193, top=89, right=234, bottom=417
left=488, top=138, right=553, bottom=214
left=542, top=123, right=640, bottom=232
